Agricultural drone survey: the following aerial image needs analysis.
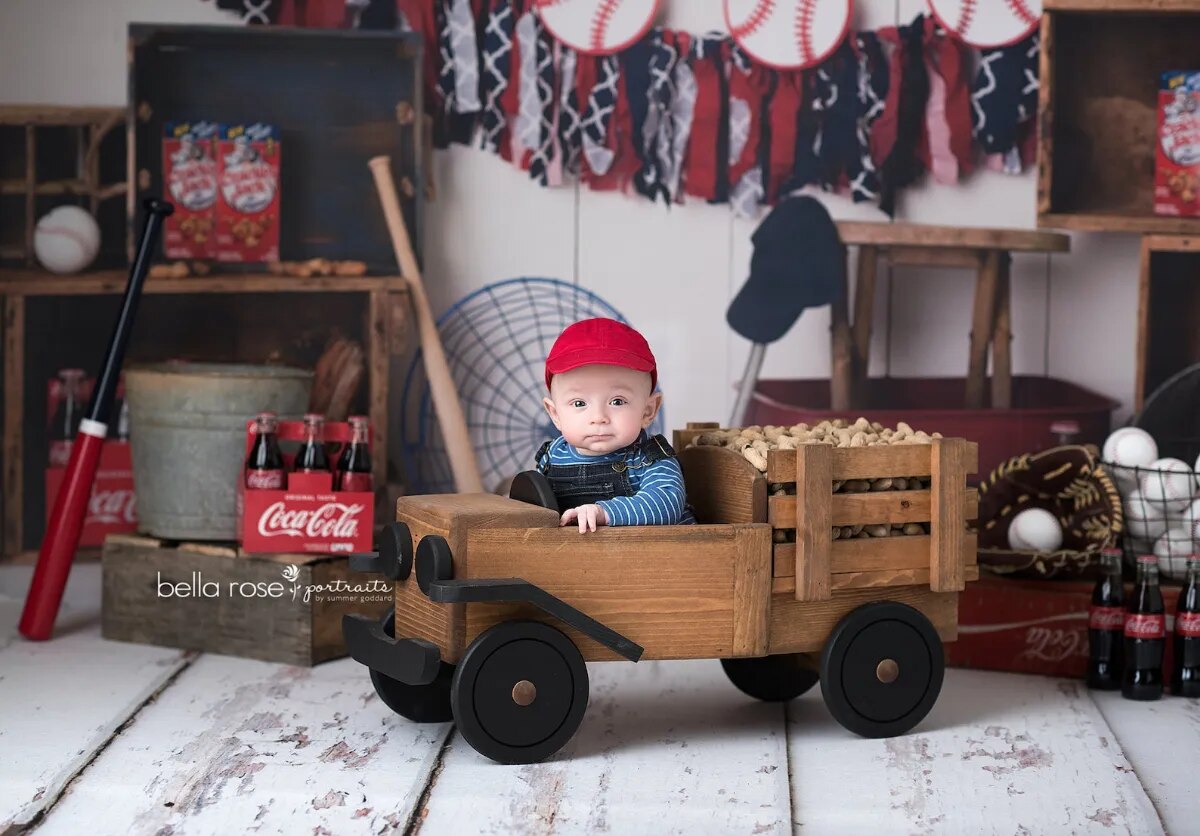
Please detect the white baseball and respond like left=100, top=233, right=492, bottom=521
left=1153, top=527, right=1197, bottom=578
left=926, top=0, right=1042, bottom=49
left=724, top=0, right=853, bottom=70
left=34, top=205, right=101, bottom=274
left=1124, top=490, right=1167, bottom=542
left=1184, top=497, right=1200, bottom=542
left=535, top=0, right=661, bottom=55
left=1139, top=457, right=1196, bottom=512
left=1103, top=426, right=1159, bottom=470
left=1007, top=507, right=1063, bottom=552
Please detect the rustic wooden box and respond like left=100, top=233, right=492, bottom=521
left=101, top=533, right=391, bottom=666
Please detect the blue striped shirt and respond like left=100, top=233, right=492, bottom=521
left=540, top=434, right=697, bottom=526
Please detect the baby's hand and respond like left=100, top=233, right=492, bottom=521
left=560, top=504, right=608, bottom=533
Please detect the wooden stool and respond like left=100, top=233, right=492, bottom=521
left=828, top=223, right=1070, bottom=411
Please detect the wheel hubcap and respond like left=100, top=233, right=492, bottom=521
left=876, top=658, right=900, bottom=684
left=512, top=680, right=537, bottom=706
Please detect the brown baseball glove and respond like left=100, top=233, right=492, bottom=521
left=977, top=445, right=1123, bottom=579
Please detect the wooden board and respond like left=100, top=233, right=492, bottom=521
left=788, top=670, right=1163, bottom=833
left=1091, top=691, right=1200, bottom=835
left=772, top=564, right=981, bottom=595
left=30, top=654, right=451, bottom=835
left=834, top=222, right=1070, bottom=253
left=0, top=269, right=407, bottom=295
left=773, top=534, right=980, bottom=578
left=794, top=443, right=832, bottom=602
left=677, top=445, right=766, bottom=524
left=768, top=445, right=935, bottom=482
left=768, top=586, right=960, bottom=655
left=460, top=524, right=772, bottom=662
left=0, top=564, right=192, bottom=833
left=930, top=439, right=967, bottom=593
left=419, top=658, right=792, bottom=834
left=768, top=488, right=979, bottom=528
left=101, top=534, right=392, bottom=666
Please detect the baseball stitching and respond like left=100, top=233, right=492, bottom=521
left=590, top=0, right=622, bottom=51
left=795, top=0, right=816, bottom=66
left=956, top=0, right=977, bottom=35
left=729, top=0, right=775, bottom=41
left=1005, top=0, right=1039, bottom=28
left=37, top=224, right=93, bottom=258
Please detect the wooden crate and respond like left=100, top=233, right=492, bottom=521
left=675, top=424, right=980, bottom=601
left=101, top=533, right=392, bottom=666
left=1136, top=234, right=1200, bottom=411
left=0, top=106, right=127, bottom=267
left=1037, top=1, right=1200, bottom=235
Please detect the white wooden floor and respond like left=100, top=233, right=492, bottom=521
left=1, top=565, right=1196, bottom=836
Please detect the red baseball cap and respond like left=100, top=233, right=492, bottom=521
left=545, top=318, right=657, bottom=391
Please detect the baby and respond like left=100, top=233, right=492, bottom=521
left=536, top=317, right=696, bottom=533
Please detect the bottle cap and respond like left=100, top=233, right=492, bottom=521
left=1137, top=554, right=1159, bottom=564
left=303, top=412, right=325, bottom=422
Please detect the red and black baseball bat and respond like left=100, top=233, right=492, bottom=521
left=19, top=198, right=173, bottom=641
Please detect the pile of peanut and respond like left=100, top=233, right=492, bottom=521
left=688, top=418, right=942, bottom=542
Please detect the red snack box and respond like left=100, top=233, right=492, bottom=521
left=216, top=123, right=281, bottom=262
left=45, top=374, right=137, bottom=547
left=237, top=418, right=373, bottom=555
left=162, top=120, right=219, bottom=259
left=1155, top=71, right=1200, bottom=218
left=946, top=573, right=1179, bottom=681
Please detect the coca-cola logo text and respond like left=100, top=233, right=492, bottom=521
left=1125, top=613, right=1166, bottom=640
left=1176, top=611, right=1200, bottom=638
left=1020, top=627, right=1086, bottom=663
left=88, top=488, right=137, bottom=525
left=256, top=501, right=364, bottom=539
left=1088, top=606, right=1126, bottom=631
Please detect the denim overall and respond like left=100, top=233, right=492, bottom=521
left=535, top=433, right=677, bottom=511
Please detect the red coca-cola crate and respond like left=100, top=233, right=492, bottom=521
left=237, top=418, right=374, bottom=555
left=45, top=373, right=137, bottom=547
left=947, top=573, right=1180, bottom=680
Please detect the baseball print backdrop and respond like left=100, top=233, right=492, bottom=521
left=534, top=0, right=663, bottom=55
left=926, top=0, right=1042, bottom=49
left=724, top=0, right=854, bottom=70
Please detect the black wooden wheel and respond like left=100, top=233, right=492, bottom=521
left=451, top=620, right=589, bottom=764
left=721, top=654, right=820, bottom=701
left=369, top=610, right=455, bottom=724
left=509, top=470, right=559, bottom=512
left=819, top=601, right=944, bottom=738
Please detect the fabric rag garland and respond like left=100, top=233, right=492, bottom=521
left=210, top=1, right=1041, bottom=218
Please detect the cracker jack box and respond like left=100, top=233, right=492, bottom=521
left=1155, top=70, right=1200, bottom=218
left=216, top=122, right=281, bottom=263
left=945, top=573, right=1179, bottom=680
left=163, top=120, right=220, bottom=259
left=237, top=418, right=373, bottom=555
left=45, top=375, right=137, bottom=547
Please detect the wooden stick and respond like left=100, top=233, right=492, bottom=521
left=368, top=156, right=483, bottom=494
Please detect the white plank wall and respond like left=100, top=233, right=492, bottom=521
left=0, top=566, right=192, bottom=833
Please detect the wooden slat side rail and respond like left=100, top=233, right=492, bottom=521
left=773, top=534, right=979, bottom=578
left=767, top=444, right=934, bottom=482
left=678, top=445, right=767, bottom=525
left=772, top=564, right=980, bottom=595
left=731, top=525, right=772, bottom=657
left=930, top=438, right=967, bottom=592
left=794, top=444, right=832, bottom=602
left=768, top=488, right=979, bottom=529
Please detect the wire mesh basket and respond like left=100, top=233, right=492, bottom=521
left=1105, top=454, right=1200, bottom=582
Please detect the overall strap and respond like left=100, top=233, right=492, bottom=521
left=639, top=433, right=676, bottom=465
left=534, top=440, right=553, bottom=474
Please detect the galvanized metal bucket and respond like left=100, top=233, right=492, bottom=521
left=125, top=362, right=313, bottom=541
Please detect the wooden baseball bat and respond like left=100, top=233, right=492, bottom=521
left=368, top=156, right=484, bottom=494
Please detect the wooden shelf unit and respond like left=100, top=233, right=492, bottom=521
left=1, top=271, right=410, bottom=559
left=1037, top=2, right=1200, bottom=235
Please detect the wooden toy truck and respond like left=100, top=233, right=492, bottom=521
left=343, top=425, right=978, bottom=764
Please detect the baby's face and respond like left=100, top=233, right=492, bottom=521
left=544, top=364, right=662, bottom=456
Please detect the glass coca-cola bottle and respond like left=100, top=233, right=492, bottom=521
left=336, top=415, right=373, bottom=492
left=245, top=412, right=285, bottom=490
left=1122, top=554, right=1166, bottom=701
left=49, top=368, right=86, bottom=467
left=1087, top=547, right=1125, bottom=691
left=1171, top=555, right=1200, bottom=698
left=293, top=413, right=330, bottom=474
